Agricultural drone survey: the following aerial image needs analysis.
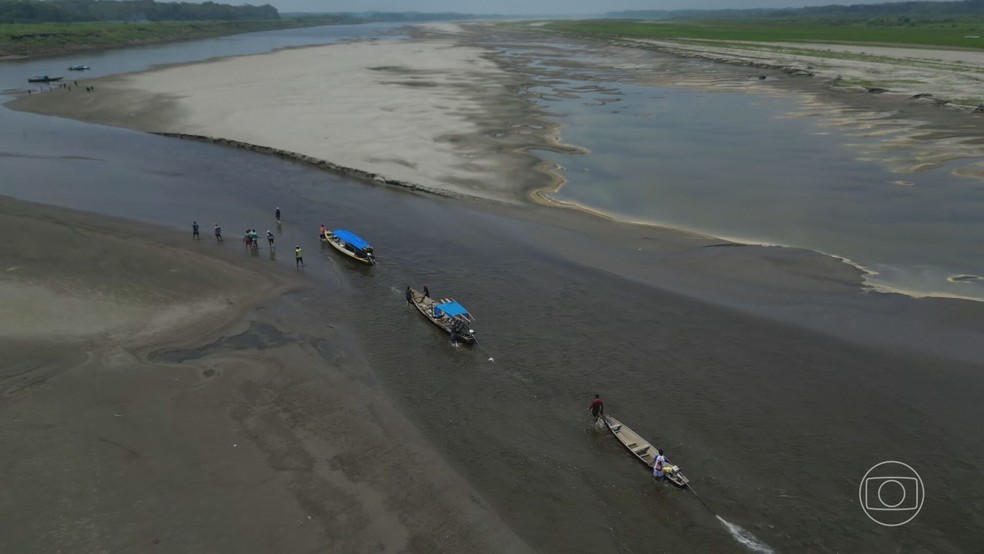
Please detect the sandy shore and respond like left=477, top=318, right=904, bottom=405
left=12, top=23, right=984, bottom=207
left=7, top=24, right=570, bottom=203
left=0, top=195, right=529, bottom=552
left=610, top=35, right=984, bottom=108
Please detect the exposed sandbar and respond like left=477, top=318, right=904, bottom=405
left=8, top=25, right=571, bottom=203
left=0, top=195, right=529, bottom=553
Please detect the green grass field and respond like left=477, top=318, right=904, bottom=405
left=0, top=18, right=338, bottom=58
left=541, top=19, right=984, bottom=49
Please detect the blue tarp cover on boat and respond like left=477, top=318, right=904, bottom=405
left=434, top=301, right=469, bottom=318
left=333, top=229, right=371, bottom=250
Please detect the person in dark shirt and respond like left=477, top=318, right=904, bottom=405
left=422, top=285, right=430, bottom=299
left=589, top=394, right=604, bottom=422
left=192, top=221, right=199, bottom=240
left=405, top=286, right=414, bottom=306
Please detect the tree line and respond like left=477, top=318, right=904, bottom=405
left=0, top=0, right=280, bottom=24
left=608, top=0, right=984, bottom=21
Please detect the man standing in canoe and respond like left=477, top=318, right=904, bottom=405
left=653, top=449, right=668, bottom=481
left=405, top=286, right=414, bottom=306
left=589, top=394, right=604, bottom=422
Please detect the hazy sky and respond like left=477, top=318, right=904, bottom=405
left=258, top=0, right=946, bottom=15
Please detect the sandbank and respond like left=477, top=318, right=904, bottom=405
left=0, top=195, right=529, bottom=552
left=8, top=24, right=568, bottom=203
left=613, top=36, right=984, bottom=107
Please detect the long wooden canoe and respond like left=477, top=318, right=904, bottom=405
left=408, top=287, right=476, bottom=345
left=604, top=414, right=689, bottom=487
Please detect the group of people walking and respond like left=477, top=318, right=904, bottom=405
left=194, top=208, right=303, bottom=267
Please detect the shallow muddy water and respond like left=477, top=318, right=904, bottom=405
left=3, top=25, right=983, bottom=553
left=494, top=39, right=984, bottom=300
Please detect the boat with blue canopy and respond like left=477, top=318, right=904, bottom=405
left=28, top=74, right=63, bottom=83
left=407, top=287, right=476, bottom=345
left=322, top=227, right=375, bottom=265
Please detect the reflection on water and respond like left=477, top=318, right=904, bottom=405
left=497, top=40, right=984, bottom=300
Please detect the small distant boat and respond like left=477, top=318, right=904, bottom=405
left=408, top=288, right=476, bottom=345
left=28, top=74, right=63, bottom=83
left=67, top=64, right=90, bottom=71
left=604, top=415, right=690, bottom=488
left=322, top=228, right=375, bottom=265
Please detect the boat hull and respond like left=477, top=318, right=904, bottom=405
left=28, top=77, right=63, bottom=83
left=604, top=415, right=689, bottom=487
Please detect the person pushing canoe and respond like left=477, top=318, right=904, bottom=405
left=589, top=394, right=604, bottom=422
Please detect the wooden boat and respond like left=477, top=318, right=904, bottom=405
left=322, top=228, right=375, bottom=265
left=604, top=415, right=689, bottom=487
left=408, top=287, right=476, bottom=345
left=67, top=64, right=90, bottom=71
left=28, top=74, right=63, bottom=83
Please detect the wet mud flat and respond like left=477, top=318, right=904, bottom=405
left=0, top=195, right=529, bottom=553
left=3, top=24, right=984, bottom=552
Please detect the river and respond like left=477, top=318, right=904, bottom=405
left=2, top=22, right=982, bottom=553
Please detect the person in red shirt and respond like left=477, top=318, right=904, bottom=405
left=589, top=394, right=604, bottom=422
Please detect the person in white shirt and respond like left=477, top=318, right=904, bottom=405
left=653, top=449, right=667, bottom=480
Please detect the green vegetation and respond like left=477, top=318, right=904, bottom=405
left=542, top=19, right=984, bottom=49
left=0, top=0, right=490, bottom=58
left=608, top=0, right=984, bottom=21
left=0, top=17, right=356, bottom=57
left=0, top=0, right=279, bottom=24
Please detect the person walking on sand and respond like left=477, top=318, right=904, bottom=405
left=589, top=394, right=604, bottom=422
left=192, top=221, right=199, bottom=240
left=295, top=245, right=304, bottom=268
left=267, top=230, right=275, bottom=248
left=653, top=449, right=668, bottom=481
left=275, top=207, right=281, bottom=223
left=214, top=224, right=223, bottom=243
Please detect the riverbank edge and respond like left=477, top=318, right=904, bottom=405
left=6, top=25, right=977, bottom=305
